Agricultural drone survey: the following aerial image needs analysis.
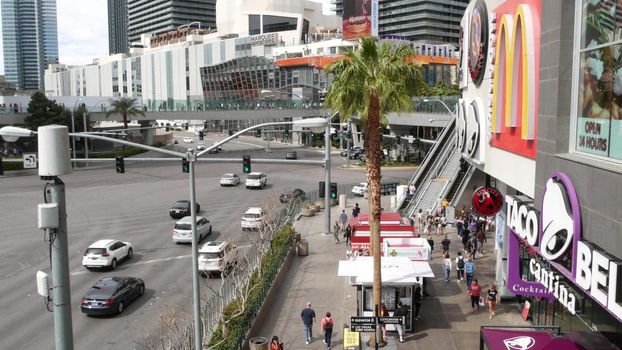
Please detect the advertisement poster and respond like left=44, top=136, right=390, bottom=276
left=342, top=0, right=377, bottom=40
left=495, top=212, right=504, bottom=250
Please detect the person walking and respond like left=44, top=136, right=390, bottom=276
left=461, top=229, right=470, bottom=252
left=471, top=234, right=479, bottom=259
left=441, top=235, right=451, bottom=255
left=332, top=221, right=341, bottom=243
left=301, top=302, right=316, bottom=344
left=439, top=215, right=447, bottom=235
left=426, top=234, right=434, bottom=254
left=443, top=253, right=452, bottom=282
left=465, top=256, right=476, bottom=287
left=414, top=286, right=423, bottom=319
left=380, top=303, right=389, bottom=341
left=467, top=279, right=482, bottom=313
left=339, top=210, right=348, bottom=232
left=321, top=312, right=335, bottom=348
left=487, top=283, right=499, bottom=319
left=417, top=209, right=424, bottom=230
left=344, top=225, right=352, bottom=246
left=477, top=229, right=487, bottom=254
left=455, top=251, right=465, bottom=281
left=270, top=336, right=284, bottom=350
left=352, top=203, right=360, bottom=218
left=393, top=301, right=407, bottom=343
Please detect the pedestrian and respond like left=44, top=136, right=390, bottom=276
left=456, top=217, right=464, bottom=238
left=332, top=221, right=341, bottom=243
left=301, top=302, right=316, bottom=344
left=414, top=286, right=423, bottom=319
left=344, top=225, right=352, bottom=246
left=441, top=235, right=451, bottom=255
left=352, top=203, right=361, bottom=218
left=470, top=234, right=479, bottom=259
left=487, top=282, right=499, bottom=319
left=417, top=209, right=424, bottom=230
left=270, top=335, right=284, bottom=350
left=393, top=301, right=407, bottom=343
left=443, top=253, right=452, bottom=282
left=380, top=303, right=389, bottom=341
left=455, top=251, right=465, bottom=281
left=321, top=312, right=335, bottom=348
left=465, top=256, right=476, bottom=287
left=440, top=215, right=447, bottom=235
left=467, top=278, right=482, bottom=313
left=461, top=228, right=470, bottom=251
left=426, top=234, right=434, bottom=253
left=477, top=229, right=487, bottom=254
left=339, top=210, right=348, bottom=232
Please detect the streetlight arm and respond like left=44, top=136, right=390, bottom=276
left=68, top=132, right=185, bottom=158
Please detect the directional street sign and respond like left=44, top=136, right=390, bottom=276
left=350, top=316, right=376, bottom=332
left=378, top=316, right=405, bottom=325
left=351, top=324, right=376, bottom=332
left=23, top=153, right=37, bottom=169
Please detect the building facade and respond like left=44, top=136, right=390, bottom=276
left=1, top=0, right=58, bottom=91
left=457, top=0, right=622, bottom=342
left=127, top=0, right=216, bottom=45
left=334, top=0, right=469, bottom=44
left=108, top=0, right=129, bottom=54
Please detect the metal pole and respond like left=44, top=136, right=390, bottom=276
left=267, top=132, right=271, bottom=153
left=346, top=136, right=351, bottom=168
left=70, top=112, right=76, bottom=165
left=188, top=150, right=202, bottom=350
left=83, top=110, right=88, bottom=162
left=325, top=123, right=331, bottom=235
left=48, top=178, right=74, bottom=350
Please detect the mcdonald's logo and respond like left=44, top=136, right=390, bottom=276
left=490, top=0, right=541, bottom=159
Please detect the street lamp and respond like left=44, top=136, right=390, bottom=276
left=71, top=99, right=82, bottom=165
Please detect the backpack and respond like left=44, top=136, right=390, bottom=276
left=324, top=318, right=333, bottom=331
left=457, top=257, right=465, bottom=269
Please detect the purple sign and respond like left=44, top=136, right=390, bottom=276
left=481, top=329, right=552, bottom=350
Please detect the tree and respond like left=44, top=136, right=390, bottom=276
left=24, top=91, right=69, bottom=130
left=105, top=97, right=145, bottom=129
left=324, top=37, right=421, bottom=346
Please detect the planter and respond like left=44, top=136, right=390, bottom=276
left=316, top=200, right=325, bottom=209
left=301, top=208, right=315, bottom=217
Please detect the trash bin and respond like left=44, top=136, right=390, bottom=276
left=249, top=336, right=269, bottom=350
left=297, top=239, right=309, bottom=256
left=339, top=194, right=347, bottom=210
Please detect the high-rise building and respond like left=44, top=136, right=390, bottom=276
left=1, top=0, right=58, bottom=91
left=334, top=0, right=469, bottom=44
left=127, top=0, right=217, bottom=45
left=108, top=0, right=129, bottom=54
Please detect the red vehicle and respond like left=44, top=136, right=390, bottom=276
left=348, top=212, right=418, bottom=252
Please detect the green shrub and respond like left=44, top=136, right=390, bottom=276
left=2, top=162, right=24, bottom=171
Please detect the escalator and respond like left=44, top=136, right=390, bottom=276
left=445, top=165, right=473, bottom=204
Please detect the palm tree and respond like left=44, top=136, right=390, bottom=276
left=324, top=37, right=421, bottom=346
left=105, top=97, right=145, bottom=129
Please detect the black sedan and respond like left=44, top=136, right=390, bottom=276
left=169, top=200, right=201, bottom=218
left=279, top=188, right=306, bottom=203
left=80, top=277, right=145, bottom=315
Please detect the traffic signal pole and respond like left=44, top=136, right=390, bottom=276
left=187, top=150, right=202, bottom=350
left=324, top=123, right=331, bottom=235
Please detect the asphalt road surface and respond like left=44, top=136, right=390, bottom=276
left=0, top=137, right=414, bottom=350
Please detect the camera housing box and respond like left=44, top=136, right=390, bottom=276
left=38, top=125, right=72, bottom=177
left=36, top=271, right=49, bottom=297
left=38, top=203, right=59, bottom=230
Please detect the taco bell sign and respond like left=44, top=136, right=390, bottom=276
left=506, top=172, right=622, bottom=322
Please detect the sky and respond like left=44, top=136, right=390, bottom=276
left=0, top=0, right=334, bottom=75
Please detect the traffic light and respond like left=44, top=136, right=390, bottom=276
left=165, top=126, right=170, bottom=132
left=115, top=155, right=125, bottom=173
left=319, top=181, right=325, bottom=198
left=182, top=158, right=190, bottom=173
left=184, top=123, right=189, bottom=131
left=242, top=155, right=251, bottom=173
left=330, top=182, right=338, bottom=199
left=199, top=130, right=204, bottom=140
left=284, top=130, right=289, bottom=139
left=255, top=129, right=262, bottom=138
left=0, top=157, right=4, bottom=175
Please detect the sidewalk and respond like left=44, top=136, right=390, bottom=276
left=255, top=198, right=529, bottom=350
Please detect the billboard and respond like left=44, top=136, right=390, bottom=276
left=342, top=0, right=378, bottom=40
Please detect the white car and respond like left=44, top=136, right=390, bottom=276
left=198, top=241, right=239, bottom=278
left=172, top=216, right=212, bottom=243
left=82, top=239, right=133, bottom=270
left=183, top=137, right=194, bottom=143
left=196, top=143, right=206, bottom=150
left=351, top=182, right=369, bottom=196
left=245, top=172, right=267, bottom=189
left=220, top=173, right=240, bottom=186
left=241, top=207, right=265, bottom=230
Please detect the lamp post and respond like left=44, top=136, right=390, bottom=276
left=71, top=99, right=82, bottom=165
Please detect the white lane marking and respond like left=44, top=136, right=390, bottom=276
left=71, top=254, right=192, bottom=276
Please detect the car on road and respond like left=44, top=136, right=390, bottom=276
left=208, top=143, right=223, bottom=154
left=245, top=172, right=267, bottom=189
left=183, top=137, right=194, bottom=143
left=82, top=239, right=133, bottom=270
left=173, top=139, right=179, bottom=144
left=80, top=277, right=145, bottom=315
left=198, top=241, right=239, bottom=278
left=340, top=146, right=363, bottom=157
left=351, top=182, right=369, bottom=196
left=169, top=200, right=200, bottom=219
left=173, top=216, right=212, bottom=243
left=279, top=188, right=306, bottom=203
left=241, top=207, right=265, bottom=230
left=220, top=173, right=240, bottom=186
left=196, top=143, right=206, bottom=150
left=285, top=151, right=298, bottom=160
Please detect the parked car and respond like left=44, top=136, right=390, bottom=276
left=198, top=241, right=239, bottom=278
left=196, top=143, right=206, bottom=150
left=279, top=188, right=306, bottom=203
left=220, top=173, right=240, bottom=186
left=169, top=200, right=200, bottom=219
left=80, top=277, right=145, bottom=315
left=172, top=216, right=212, bottom=243
left=241, top=207, right=265, bottom=230
left=183, top=137, right=194, bottom=143
left=245, top=172, right=267, bottom=189
left=82, top=239, right=133, bottom=270
left=351, top=182, right=369, bottom=196
left=286, top=151, right=298, bottom=160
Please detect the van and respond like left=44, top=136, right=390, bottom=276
left=245, top=172, right=267, bottom=189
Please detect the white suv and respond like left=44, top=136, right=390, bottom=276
left=198, top=241, right=239, bottom=278
left=241, top=207, right=265, bottom=230
left=82, top=239, right=133, bottom=270
left=245, top=172, right=267, bottom=189
left=172, top=216, right=212, bottom=243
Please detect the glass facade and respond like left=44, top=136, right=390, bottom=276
left=108, top=0, right=129, bottom=54
left=263, top=15, right=297, bottom=33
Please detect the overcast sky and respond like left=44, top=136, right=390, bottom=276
left=0, top=0, right=334, bottom=75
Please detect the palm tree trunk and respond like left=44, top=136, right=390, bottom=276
left=366, top=93, right=383, bottom=347
left=123, top=112, right=128, bottom=130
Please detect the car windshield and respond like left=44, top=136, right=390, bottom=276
left=357, top=183, right=366, bottom=187
left=223, top=174, right=234, bottom=178
left=200, top=252, right=223, bottom=259
left=244, top=213, right=261, bottom=219
left=174, top=201, right=188, bottom=208
left=86, top=248, right=106, bottom=255
left=174, top=223, right=192, bottom=230
left=247, top=174, right=261, bottom=180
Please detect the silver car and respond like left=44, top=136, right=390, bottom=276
left=220, top=173, right=240, bottom=186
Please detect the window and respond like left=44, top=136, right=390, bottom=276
left=573, top=0, right=622, bottom=160
left=249, top=15, right=260, bottom=35
left=263, top=15, right=297, bottom=34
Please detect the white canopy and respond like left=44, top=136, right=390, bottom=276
left=337, top=257, right=435, bottom=285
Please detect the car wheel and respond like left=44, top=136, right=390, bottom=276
left=138, top=284, right=145, bottom=296
left=117, top=301, right=124, bottom=314
left=111, top=258, right=118, bottom=270
left=126, top=248, right=133, bottom=260
left=208, top=226, right=212, bottom=235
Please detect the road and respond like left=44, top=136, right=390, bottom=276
left=0, top=136, right=414, bottom=350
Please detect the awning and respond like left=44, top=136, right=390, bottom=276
left=337, top=257, right=434, bottom=285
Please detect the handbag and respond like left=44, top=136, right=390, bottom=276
left=479, top=296, right=485, bottom=306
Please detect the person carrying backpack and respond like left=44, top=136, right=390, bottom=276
left=455, top=251, right=465, bottom=281
left=464, top=256, right=476, bottom=287
left=321, top=312, right=335, bottom=348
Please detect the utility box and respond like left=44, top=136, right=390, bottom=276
left=339, top=194, right=347, bottom=209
